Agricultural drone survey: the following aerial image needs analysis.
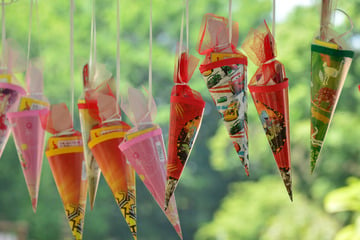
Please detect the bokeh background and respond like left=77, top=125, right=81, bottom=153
left=0, top=0, right=359, bottom=239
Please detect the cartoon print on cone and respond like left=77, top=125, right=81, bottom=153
left=310, top=43, right=354, bottom=172
left=197, top=13, right=249, bottom=175
left=120, top=88, right=183, bottom=239
left=165, top=51, right=205, bottom=211
left=44, top=104, right=88, bottom=240
left=242, top=20, right=292, bottom=200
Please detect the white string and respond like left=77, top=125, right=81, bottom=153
left=1, top=0, right=6, bottom=70
left=89, top=0, right=96, bottom=80
left=148, top=0, right=152, bottom=110
left=70, top=0, right=75, bottom=120
left=272, top=0, right=276, bottom=39
left=26, top=0, right=33, bottom=70
left=185, top=0, right=189, bottom=54
left=228, top=0, right=232, bottom=45
left=116, top=0, right=120, bottom=112
left=335, top=8, right=354, bottom=40
left=70, top=0, right=74, bottom=121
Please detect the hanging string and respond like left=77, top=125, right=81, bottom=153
left=1, top=0, right=6, bottom=70
left=228, top=0, right=232, bottom=45
left=272, top=0, right=276, bottom=39
left=148, top=0, right=152, bottom=109
left=26, top=0, right=33, bottom=71
left=334, top=8, right=354, bottom=40
left=70, top=0, right=75, bottom=121
left=116, top=0, right=120, bottom=112
left=89, top=0, right=96, bottom=80
left=185, top=0, right=189, bottom=54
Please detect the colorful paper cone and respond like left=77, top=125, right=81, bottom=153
left=121, top=87, right=183, bottom=239
left=242, top=20, right=292, bottom=200
left=7, top=109, right=48, bottom=212
left=0, top=81, right=26, bottom=158
left=165, top=51, right=205, bottom=211
left=310, top=40, right=354, bottom=172
left=120, top=127, right=183, bottom=239
left=46, top=134, right=87, bottom=240
left=78, top=100, right=100, bottom=210
left=88, top=122, right=137, bottom=239
left=248, top=80, right=292, bottom=200
left=197, top=13, right=249, bottom=175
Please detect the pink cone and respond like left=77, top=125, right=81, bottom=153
left=7, top=109, right=48, bottom=212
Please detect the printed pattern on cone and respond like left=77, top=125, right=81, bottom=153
left=200, top=61, right=249, bottom=174
left=7, top=110, right=48, bottom=212
left=88, top=122, right=137, bottom=239
left=310, top=43, right=354, bottom=172
left=46, top=134, right=87, bottom=240
left=248, top=80, right=292, bottom=199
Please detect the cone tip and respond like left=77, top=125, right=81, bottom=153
left=32, top=198, right=38, bottom=213
left=245, top=165, right=250, bottom=177
left=288, top=191, right=293, bottom=202
left=164, top=178, right=178, bottom=211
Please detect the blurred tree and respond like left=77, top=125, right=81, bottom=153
left=0, top=0, right=357, bottom=240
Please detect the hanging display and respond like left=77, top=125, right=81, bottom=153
left=197, top=13, right=249, bottom=175
left=310, top=1, right=354, bottom=172
left=77, top=63, right=102, bottom=210
left=44, top=103, right=88, bottom=240
left=7, top=62, right=49, bottom=212
left=0, top=40, right=26, bottom=159
left=120, top=87, right=183, bottom=239
left=242, top=20, right=292, bottom=200
left=86, top=69, right=137, bottom=240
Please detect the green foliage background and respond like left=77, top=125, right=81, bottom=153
left=0, top=0, right=358, bottom=239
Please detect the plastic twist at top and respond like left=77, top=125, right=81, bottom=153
left=197, top=13, right=239, bottom=56
left=242, top=21, right=277, bottom=66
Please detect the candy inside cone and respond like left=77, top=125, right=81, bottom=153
left=89, top=122, right=137, bottom=239
left=7, top=109, right=48, bottom=212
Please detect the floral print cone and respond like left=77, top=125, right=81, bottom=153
left=7, top=109, right=48, bottom=212
left=88, top=122, right=137, bottom=239
left=44, top=104, right=88, bottom=240
left=197, top=13, right=249, bottom=175
left=243, top=20, right=292, bottom=200
left=165, top=51, right=205, bottom=211
left=310, top=40, right=354, bottom=172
